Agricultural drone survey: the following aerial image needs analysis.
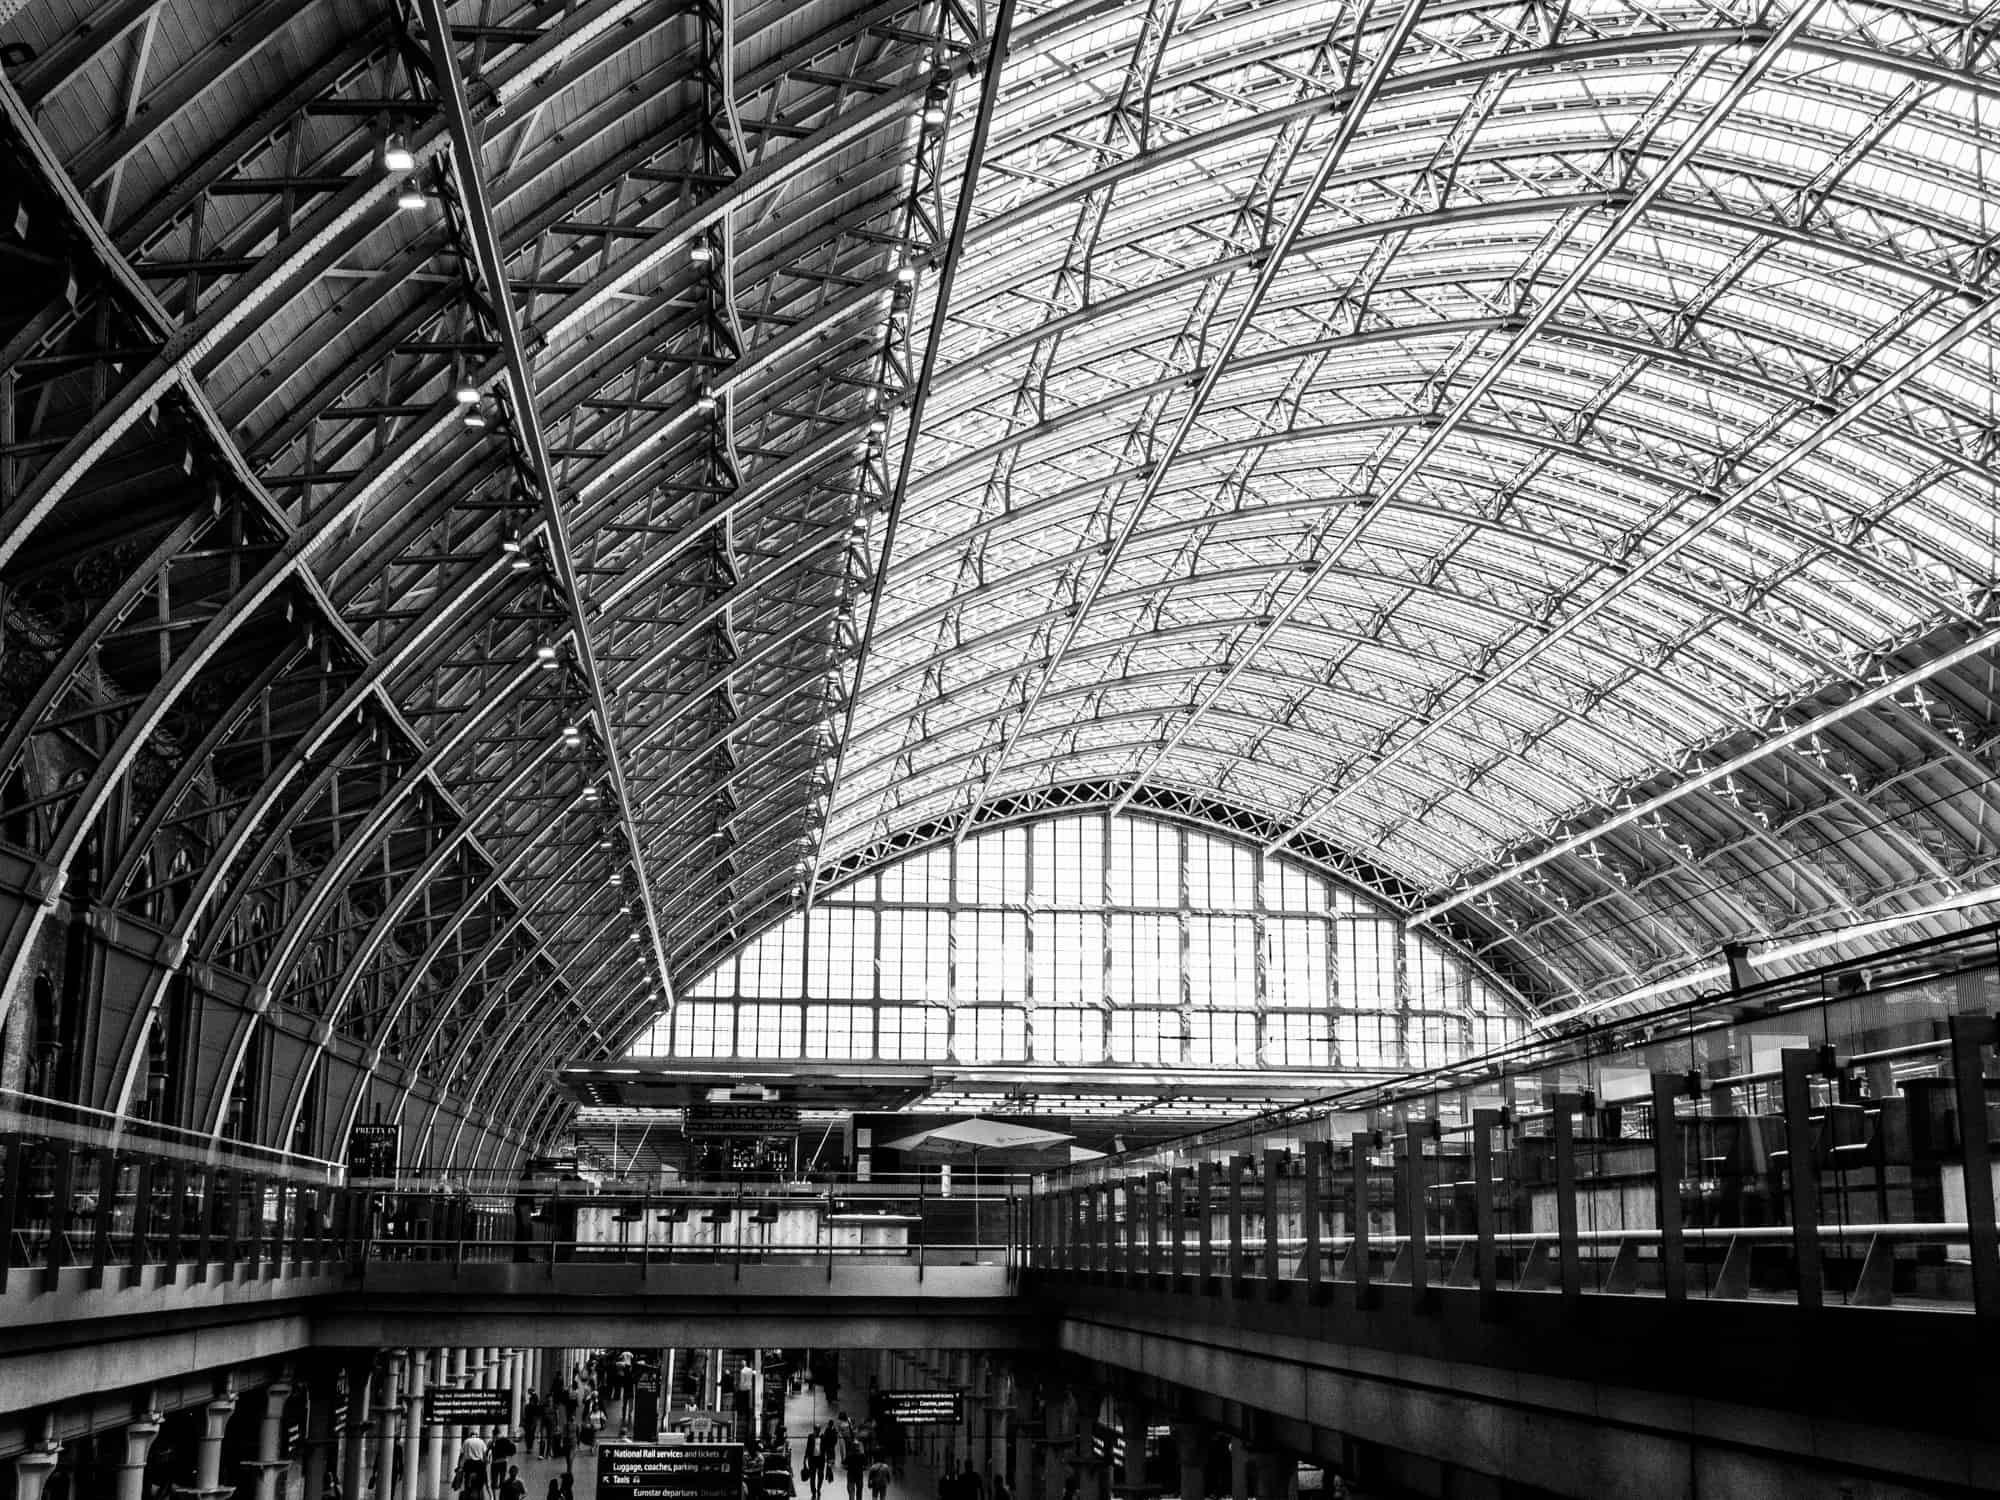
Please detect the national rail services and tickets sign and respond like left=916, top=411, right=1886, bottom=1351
left=879, top=1390, right=964, bottom=1426
left=597, top=1441, right=745, bottom=1500
left=423, top=1387, right=513, bottom=1425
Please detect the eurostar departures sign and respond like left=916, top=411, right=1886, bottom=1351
left=423, top=1388, right=513, bottom=1424
left=597, top=1442, right=744, bottom=1500
left=880, top=1390, right=963, bottom=1425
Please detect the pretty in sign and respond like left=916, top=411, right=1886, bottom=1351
left=597, top=1442, right=745, bottom=1500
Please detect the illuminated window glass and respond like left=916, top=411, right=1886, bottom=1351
left=957, top=910, right=1026, bottom=1004
left=629, top=1017, right=674, bottom=1056
left=1264, top=1012, right=1331, bottom=1067
left=1187, top=917, right=1255, bottom=1007
left=1336, top=1012, right=1400, bottom=1070
left=1270, top=862, right=1325, bottom=913
left=637, top=812, right=1528, bottom=1069
left=690, top=958, right=734, bottom=999
left=828, top=874, right=877, bottom=903
left=1337, top=918, right=1396, bottom=1008
left=880, top=909, right=946, bottom=1002
left=955, top=1005, right=1026, bottom=1062
left=879, top=1004, right=949, bottom=1059
left=1032, top=911, right=1104, bottom=1006
left=1408, top=1014, right=1457, bottom=1069
left=1038, top=816, right=1103, bottom=906
left=1187, top=837, right=1252, bottom=909
left=674, top=1002, right=732, bottom=1058
left=1109, top=1008, right=1179, bottom=1065
left=882, top=849, right=949, bottom=903
left=1188, top=1011, right=1257, bottom=1067
left=808, top=906, right=875, bottom=1000
left=806, top=1004, right=870, bottom=1059
left=1108, top=913, right=1178, bottom=1005
left=1038, top=1007, right=1104, bottom=1064
left=741, top=915, right=806, bottom=997
left=960, top=826, right=1026, bottom=904
left=1411, top=942, right=1461, bottom=1008
left=738, top=1003, right=802, bottom=1057
left=1110, top=818, right=1176, bottom=907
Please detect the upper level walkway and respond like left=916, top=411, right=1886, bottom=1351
left=6, top=924, right=2000, bottom=1491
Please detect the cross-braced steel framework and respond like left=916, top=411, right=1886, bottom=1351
left=829, top=0, right=2000, bottom=1018
left=1, top=0, right=1999, bottom=1171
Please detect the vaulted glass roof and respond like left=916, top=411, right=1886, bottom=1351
left=9, top=0, right=2000, bottom=1165
left=823, top=0, right=2000, bottom=1010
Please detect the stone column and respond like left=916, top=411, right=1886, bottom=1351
left=1250, top=1452, right=1295, bottom=1500
left=1040, top=1390, right=1069, bottom=1500
left=301, top=1363, right=337, bottom=1500
left=248, top=1382, right=293, bottom=1500
left=506, top=1349, right=524, bottom=1436
left=446, top=1348, right=469, bottom=1475
left=401, top=1352, right=426, bottom=1500
left=1118, top=1399, right=1146, bottom=1487
left=374, top=1350, right=405, bottom=1500
left=1227, top=1440, right=1249, bottom=1500
left=480, top=1352, right=500, bottom=1448
left=422, top=1350, right=449, bottom=1500
left=13, top=1445, right=60, bottom=1500
left=1172, top=1424, right=1207, bottom=1500
left=180, top=1394, right=238, bottom=1498
left=1069, top=1384, right=1105, bottom=1500
left=340, top=1358, right=372, bottom=1500
left=115, top=1413, right=162, bottom=1500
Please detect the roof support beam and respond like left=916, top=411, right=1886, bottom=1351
left=951, top=0, right=1434, bottom=838
left=413, top=0, right=676, bottom=1008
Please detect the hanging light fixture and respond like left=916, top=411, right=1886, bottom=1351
left=453, top=370, right=481, bottom=405
left=695, top=384, right=718, bottom=414
left=460, top=399, right=487, bottom=429
left=396, top=176, right=427, bottom=211
left=689, top=237, right=714, bottom=265
left=535, top=640, right=559, bottom=667
left=894, top=258, right=917, bottom=284
left=381, top=131, right=416, bottom=172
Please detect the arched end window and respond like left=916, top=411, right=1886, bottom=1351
left=631, top=812, right=1529, bottom=1073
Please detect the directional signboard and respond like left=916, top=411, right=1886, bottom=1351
left=598, top=1442, right=744, bottom=1500
left=424, top=1388, right=513, bottom=1425
left=879, top=1390, right=963, bottom=1426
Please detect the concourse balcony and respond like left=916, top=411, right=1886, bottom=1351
left=1026, top=923, right=2000, bottom=1319
left=1020, top=924, right=2000, bottom=1496
left=1, top=1115, right=1038, bottom=1411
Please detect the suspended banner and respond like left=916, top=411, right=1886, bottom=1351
left=598, top=1442, right=744, bottom=1500
left=879, top=1390, right=963, bottom=1425
left=424, top=1388, right=512, bottom=1424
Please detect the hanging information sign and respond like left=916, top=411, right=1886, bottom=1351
left=424, top=1388, right=513, bottom=1424
left=879, top=1390, right=963, bottom=1426
left=597, top=1442, right=744, bottom=1500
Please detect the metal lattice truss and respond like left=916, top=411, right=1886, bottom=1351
left=5, top=0, right=2000, bottom=1166
left=0, top=0, right=983, bottom=1165
left=828, top=0, right=2000, bottom=1010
